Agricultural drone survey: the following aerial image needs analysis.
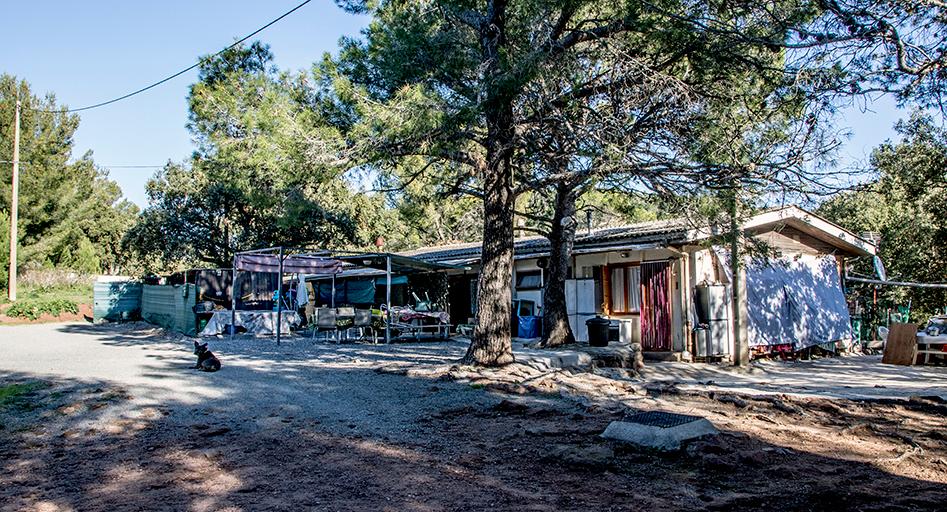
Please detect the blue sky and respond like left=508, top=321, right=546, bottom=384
left=3, top=1, right=908, bottom=208
left=4, top=1, right=368, bottom=207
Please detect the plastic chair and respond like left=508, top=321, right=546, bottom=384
left=351, top=309, right=375, bottom=343
left=316, top=307, right=339, bottom=343
left=335, top=307, right=355, bottom=342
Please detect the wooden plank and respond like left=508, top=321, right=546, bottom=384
left=882, top=323, right=920, bottom=366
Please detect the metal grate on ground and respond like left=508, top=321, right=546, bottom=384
left=624, top=411, right=702, bottom=428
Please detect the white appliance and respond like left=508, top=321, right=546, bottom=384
left=618, top=318, right=640, bottom=344
left=566, top=278, right=597, bottom=342
left=694, top=284, right=731, bottom=356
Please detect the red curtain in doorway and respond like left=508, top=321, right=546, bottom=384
left=640, top=261, right=672, bottom=351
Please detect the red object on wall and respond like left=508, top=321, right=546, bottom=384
left=640, top=261, right=673, bottom=351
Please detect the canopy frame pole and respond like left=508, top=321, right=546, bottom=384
left=385, top=254, right=392, bottom=344
left=230, top=262, right=237, bottom=341
left=276, top=246, right=284, bottom=346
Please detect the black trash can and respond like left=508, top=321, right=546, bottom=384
left=586, top=316, right=610, bottom=347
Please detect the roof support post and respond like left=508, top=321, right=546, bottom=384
left=230, top=262, right=237, bottom=341
left=276, top=246, right=284, bottom=346
left=385, top=254, right=392, bottom=344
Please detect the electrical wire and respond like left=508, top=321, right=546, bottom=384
left=99, top=165, right=167, bottom=169
left=33, top=0, right=313, bottom=114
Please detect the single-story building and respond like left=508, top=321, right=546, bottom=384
left=399, top=206, right=876, bottom=360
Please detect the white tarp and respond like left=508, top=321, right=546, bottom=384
left=201, top=310, right=300, bottom=336
left=745, top=254, right=852, bottom=350
left=716, top=250, right=852, bottom=350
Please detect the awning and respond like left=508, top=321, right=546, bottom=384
left=234, top=253, right=342, bottom=274
left=335, top=253, right=467, bottom=273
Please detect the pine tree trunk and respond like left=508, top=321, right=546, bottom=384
left=541, top=183, right=577, bottom=347
left=463, top=108, right=516, bottom=365
left=461, top=3, right=516, bottom=366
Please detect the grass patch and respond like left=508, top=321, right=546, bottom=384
left=1, top=269, right=93, bottom=308
left=0, top=381, right=50, bottom=412
left=3, top=283, right=92, bottom=306
left=5, top=299, right=79, bottom=320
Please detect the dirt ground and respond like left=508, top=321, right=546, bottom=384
left=1, top=323, right=945, bottom=511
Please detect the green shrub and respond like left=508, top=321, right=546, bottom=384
left=5, top=299, right=79, bottom=320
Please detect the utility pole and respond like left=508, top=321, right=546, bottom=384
left=8, top=100, right=20, bottom=302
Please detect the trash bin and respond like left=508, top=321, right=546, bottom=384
left=517, top=315, right=540, bottom=338
left=586, top=316, right=610, bottom=347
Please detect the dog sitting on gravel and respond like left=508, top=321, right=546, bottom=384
left=193, top=341, right=221, bottom=372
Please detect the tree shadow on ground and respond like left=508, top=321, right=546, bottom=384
left=0, top=324, right=944, bottom=511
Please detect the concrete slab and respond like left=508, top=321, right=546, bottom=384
left=640, top=354, right=947, bottom=401
left=601, top=411, right=719, bottom=450
left=512, top=346, right=593, bottom=371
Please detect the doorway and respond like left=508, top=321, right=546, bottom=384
left=640, top=261, right=673, bottom=351
left=448, top=275, right=475, bottom=330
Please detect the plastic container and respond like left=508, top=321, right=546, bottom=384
left=608, top=322, right=619, bottom=342
left=517, top=315, right=540, bottom=338
left=586, top=316, right=610, bottom=347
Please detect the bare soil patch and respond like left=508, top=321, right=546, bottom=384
left=2, top=370, right=945, bottom=511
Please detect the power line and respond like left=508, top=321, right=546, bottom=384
left=100, top=165, right=167, bottom=169
left=33, top=0, right=313, bottom=114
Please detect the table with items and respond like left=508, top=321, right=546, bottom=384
left=915, top=333, right=947, bottom=365
left=388, top=306, right=451, bottom=340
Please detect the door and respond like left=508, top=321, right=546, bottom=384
left=640, top=261, right=673, bottom=351
left=447, top=275, right=474, bottom=328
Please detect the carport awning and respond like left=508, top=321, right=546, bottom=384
left=335, top=253, right=467, bottom=274
left=234, top=253, right=342, bottom=274
left=233, top=250, right=466, bottom=275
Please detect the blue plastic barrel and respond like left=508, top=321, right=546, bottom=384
left=517, top=315, right=540, bottom=338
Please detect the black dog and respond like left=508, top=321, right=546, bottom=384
left=193, top=341, right=221, bottom=372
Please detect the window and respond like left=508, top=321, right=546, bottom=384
left=516, top=271, right=543, bottom=290
left=608, top=265, right=641, bottom=313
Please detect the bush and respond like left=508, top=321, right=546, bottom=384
left=18, top=267, right=93, bottom=290
left=5, top=299, right=79, bottom=320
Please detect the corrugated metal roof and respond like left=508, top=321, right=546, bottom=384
left=398, top=218, right=690, bottom=264
left=396, top=205, right=880, bottom=265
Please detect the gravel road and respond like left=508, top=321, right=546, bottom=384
left=0, top=322, right=508, bottom=441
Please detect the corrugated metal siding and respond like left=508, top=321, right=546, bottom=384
left=141, top=284, right=197, bottom=335
left=93, top=280, right=142, bottom=322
